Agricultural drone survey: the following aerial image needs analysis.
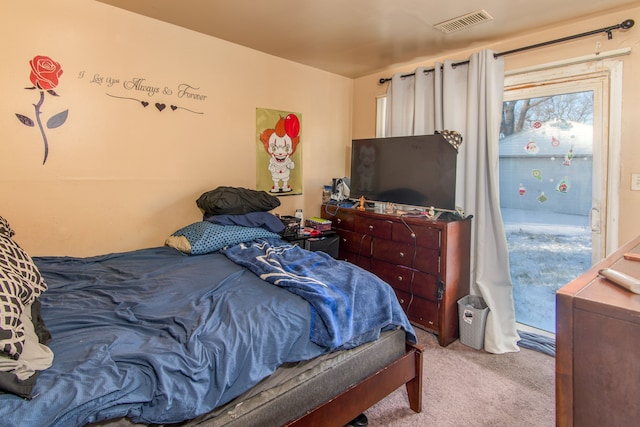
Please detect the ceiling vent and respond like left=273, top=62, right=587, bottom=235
left=434, top=9, right=494, bottom=34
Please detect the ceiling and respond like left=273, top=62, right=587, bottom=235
left=97, top=0, right=637, bottom=78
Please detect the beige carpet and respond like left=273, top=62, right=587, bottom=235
left=363, top=328, right=555, bottom=426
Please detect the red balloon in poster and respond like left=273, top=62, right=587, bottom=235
left=284, top=114, right=300, bottom=138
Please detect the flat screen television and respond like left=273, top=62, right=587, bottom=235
left=349, top=134, right=458, bottom=210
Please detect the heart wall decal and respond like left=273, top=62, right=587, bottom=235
left=106, top=94, right=203, bottom=114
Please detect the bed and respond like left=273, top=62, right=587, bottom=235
left=0, top=205, right=422, bottom=426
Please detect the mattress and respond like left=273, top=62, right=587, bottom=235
left=89, top=328, right=407, bottom=427
left=192, top=328, right=407, bottom=426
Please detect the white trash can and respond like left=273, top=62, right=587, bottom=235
left=457, top=295, right=489, bottom=350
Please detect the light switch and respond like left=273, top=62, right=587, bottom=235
left=632, top=174, right=640, bottom=191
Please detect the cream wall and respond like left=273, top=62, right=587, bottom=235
left=4, top=2, right=639, bottom=257
left=352, top=5, right=640, bottom=250
left=0, top=0, right=352, bottom=256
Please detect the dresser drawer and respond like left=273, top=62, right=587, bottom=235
left=335, top=229, right=372, bottom=257
left=371, top=239, right=439, bottom=274
left=394, top=290, right=439, bottom=330
left=371, top=259, right=439, bottom=301
left=392, top=222, right=440, bottom=249
left=321, top=209, right=355, bottom=231
left=354, top=217, right=393, bottom=239
left=338, top=250, right=371, bottom=270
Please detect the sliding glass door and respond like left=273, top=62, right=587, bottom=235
left=500, top=62, right=618, bottom=333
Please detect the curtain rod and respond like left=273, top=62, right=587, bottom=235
left=378, top=19, right=634, bottom=84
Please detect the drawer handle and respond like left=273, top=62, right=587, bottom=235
left=397, top=276, right=403, bottom=282
left=342, top=238, right=347, bottom=243
left=399, top=252, right=405, bottom=258
left=337, top=218, right=342, bottom=224
left=368, top=225, right=374, bottom=231
left=399, top=298, right=405, bottom=304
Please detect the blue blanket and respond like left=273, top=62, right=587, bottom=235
left=222, top=238, right=416, bottom=349
left=0, top=248, right=326, bottom=426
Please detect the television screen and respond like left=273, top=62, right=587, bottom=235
left=349, top=134, right=458, bottom=210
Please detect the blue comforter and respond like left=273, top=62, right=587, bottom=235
left=0, top=243, right=414, bottom=426
left=223, top=238, right=416, bottom=349
left=0, top=247, right=325, bottom=426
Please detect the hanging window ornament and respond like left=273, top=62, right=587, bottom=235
left=556, top=178, right=570, bottom=193
left=531, top=169, right=542, bottom=182
left=551, top=136, right=560, bottom=147
left=519, top=183, right=526, bottom=196
left=524, top=140, right=539, bottom=154
left=537, top=192, right=548, bottom=203
left=563, top=145, right=574, bottom=166
left=533, top=121, right=542, bottom=129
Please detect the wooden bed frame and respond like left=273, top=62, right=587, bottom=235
left=286, top=342, right=424, bottom=426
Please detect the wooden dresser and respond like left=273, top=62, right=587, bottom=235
left=556, top=234, right=640, bottom=426
left=321, top=204, right=471, bottom=346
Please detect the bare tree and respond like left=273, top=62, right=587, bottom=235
left=501, top=97, right=552, bottom=137
left=501, top=92, right=593, bottom=137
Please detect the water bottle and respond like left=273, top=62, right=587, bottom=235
left=294, top=208, right=304, bottom=231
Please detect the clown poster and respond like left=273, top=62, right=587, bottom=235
left=256, top=108, right=302, bottom=195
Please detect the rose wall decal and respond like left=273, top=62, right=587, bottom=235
left=15, top=55, right=69, bottom=164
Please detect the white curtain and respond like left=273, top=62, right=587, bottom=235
left=385, top=50, right=519, bottom=354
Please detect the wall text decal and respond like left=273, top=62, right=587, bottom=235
left=78, top=70, right=207, bottom=115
